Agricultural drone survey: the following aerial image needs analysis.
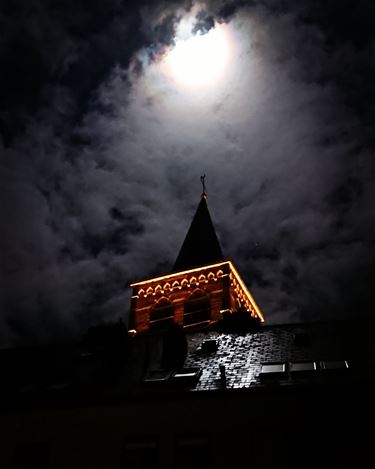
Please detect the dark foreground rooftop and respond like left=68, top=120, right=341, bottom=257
left=145, top=320, right=375, bottom=392
left=1, top=320, right=375, bottom=469
left=0, top=319, right=374, bottom=410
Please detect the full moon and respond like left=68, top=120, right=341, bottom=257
left=163, top=25, right=231, bottom=89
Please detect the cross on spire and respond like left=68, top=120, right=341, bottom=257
left=200, top=174, right=207, bottom=198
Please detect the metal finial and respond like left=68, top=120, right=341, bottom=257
left=200, top=174, right=207, bottom=198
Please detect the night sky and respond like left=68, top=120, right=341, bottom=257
left=1, top=0, right=375, bottom=347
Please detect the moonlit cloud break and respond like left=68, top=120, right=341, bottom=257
left=163, top=23, right=231, bottom=89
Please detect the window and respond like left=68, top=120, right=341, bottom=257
left=183, top=290, right=211, bottom=327
left=259, top=363, right=287, bottom=381
left=320, top=360, right=349, bottom=375
left=149, top=298, right=175, bottom=331
left=171, top=367, right=202, bottom=386
left=175, top=437, right=209, bottom=469
left=290, top=361, right=317, bottom=378
left=122, top=438, right=158, bottom=469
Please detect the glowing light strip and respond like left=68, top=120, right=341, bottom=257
left=228, top=261, right=265, bottom=322
left=130, top=261, right=230, bottom=287
left=130, top=259, right=265, bottom=323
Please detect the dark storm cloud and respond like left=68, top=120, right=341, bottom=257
left=199, top=0, right=375, bottom=324
left=1, top=0, right=375, bottom=347
left=0, top=0, right=190, bottom=144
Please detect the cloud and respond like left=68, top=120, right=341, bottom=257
left=1, top=0, right=375, bottom=346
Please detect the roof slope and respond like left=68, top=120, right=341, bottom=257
left=173, top=196, right=224, bottom=272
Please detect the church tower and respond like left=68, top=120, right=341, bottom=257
left=128, top=181, right=264, bottom=335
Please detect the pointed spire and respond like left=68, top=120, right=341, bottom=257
left=173, top=177, right=224, bottom=272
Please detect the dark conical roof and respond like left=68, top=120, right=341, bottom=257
left=173, top=196, right=224, bottom=272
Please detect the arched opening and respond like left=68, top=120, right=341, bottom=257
left=149, top=298, right=175, bottom=332
left=183, top=290, right=211, bottom=327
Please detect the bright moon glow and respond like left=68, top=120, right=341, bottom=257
left=163, top=25, right=230, bottom=89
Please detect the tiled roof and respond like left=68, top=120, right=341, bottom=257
left=182, top=322, right=370, bottom=391
left=1, top=321, right=373, bottom=410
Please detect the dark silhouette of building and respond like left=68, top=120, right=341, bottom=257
left=0, top=190, right=374, bottom=468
